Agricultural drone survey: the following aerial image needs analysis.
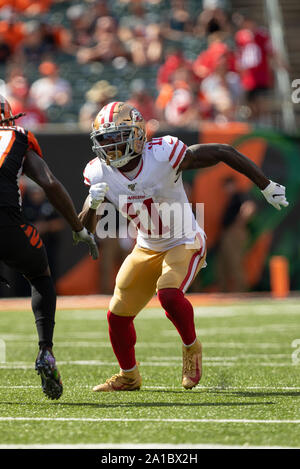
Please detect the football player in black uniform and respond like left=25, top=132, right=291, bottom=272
left=0, top=95, right=98, bottom=399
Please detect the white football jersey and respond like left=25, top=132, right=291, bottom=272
left=83, top=135, right=206, bottom=252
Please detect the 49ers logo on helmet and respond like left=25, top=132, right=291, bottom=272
left=130, top=108, right=143, bottom=122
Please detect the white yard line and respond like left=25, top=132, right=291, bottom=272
left=163, top=324, right=299, bottom=336
left=146, top=354, right=290, bottom=360
left=57, top=305, right=300, bottom=319
left=202, top=342, right=286, bottom=349
left=0, top=417, right=299, bottom=424
left=0, top=443, right=297, bottom=449
left=0, top=340, right=282, bottom=351
left=1, top=385, right=300, bottom=390
left=0, top=361, right=236, bottom=369
left=0, top=330, right=293, bottom=349
left=1, top=303, right=299, bottom=319
left=0, top=336, right=293, bottom=351
left=0, top=358, right=297, bottom=369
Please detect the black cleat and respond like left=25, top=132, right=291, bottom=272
left=35, top=349, right=63, bottom=400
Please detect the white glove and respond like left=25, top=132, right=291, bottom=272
left=89, top=182, right=109, bottom=210
left=72, top=227, right=99, bottom=260
left=261, top=180, right=289, bottom=210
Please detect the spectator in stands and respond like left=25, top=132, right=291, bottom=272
left=40, top=20, right=73, bottom=55
left=193, top=40, right=235, bottom=81
left=157, top=66, right=201, bottom=127
left=78, top=80, right=118, bottom=131
left=235, top=21, right=274, bottom=93
left=0, top=0, right=52, bottom=16
left=0, top=32, right=12, bottom=64
left=145, top=23, right=163, bottom=64
left=234, top=20, right=274, bottom=123
left=86, top=0, right=113, bottom=34
left=0, top=12, right=25, bottom=54
left=164, top=86, right=197, bottom=127
left=66, top=4, right=93, bottom=50
left=124, top=24, right=148, bottom=67
left=19, top=21, right=54, bottom=63
left=200, top=54, right=242, bottom=122
left=29, top=61, right=72, bottom=111
left=77, top=16, right=129, bottom=64
left=18, top=19, right=72, bottom=63
left=6, top=74, right=47, bottom=129
left=127, top=78, right=157, bottom=122
left=67, top=1, right=113, bottom=52
left=118, top=0, right=153, bottom=31
left=217, top=177, right=256, bottom=292
left=194, top=0, right=231, bottom=41
left=126, top=22, right=163, bottom=67
left=156, top=47, right=194, bottom=89
left=163, top=0, right=194, bottom=40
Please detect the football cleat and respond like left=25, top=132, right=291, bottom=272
left=182, top=339, right=202, bottom=389
left=92, top=367, right=142, bottom=392
left=35, top=348, right=63, bottom=400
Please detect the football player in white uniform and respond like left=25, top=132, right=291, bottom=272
left=80, top=101, right=288, bottom=391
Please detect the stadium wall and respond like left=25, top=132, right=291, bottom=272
left=1, top=124, right=299, bottom=297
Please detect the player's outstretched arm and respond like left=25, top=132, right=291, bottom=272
left=179, top=143, right=289, bottom=210
left=23, top=150, right=99, bottom=259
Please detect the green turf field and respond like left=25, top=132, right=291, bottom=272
left=0, top=298, right=299, bottom=448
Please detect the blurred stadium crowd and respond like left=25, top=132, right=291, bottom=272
left=0, top=0, right=293, bottom=298
left=0, top=0, right=279, bottom=131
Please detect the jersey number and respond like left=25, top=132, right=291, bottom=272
left=0, top=131, right=15, bottom=168
left=122, top=197, right=169, bottom=236
left=147, top=138, right=163, bottom=150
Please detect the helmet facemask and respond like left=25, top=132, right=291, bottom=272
left=0, top=94, right=25, bottom=126
left=91, top=123, right=145, bottom=168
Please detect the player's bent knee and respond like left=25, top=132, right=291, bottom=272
left=25, top=266, right=51, bottom=283
left=157, top=288, right=183, bottom=311
left=107, top=310, right=135, bottom=325
left=109, top=295, right=135, bottom=317
left=156, top=271, right=182, bottom=291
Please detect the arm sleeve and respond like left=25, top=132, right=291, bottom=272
left=27, top=131, right=43, bottom=158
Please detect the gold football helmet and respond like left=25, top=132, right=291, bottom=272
left=91, top=101, right=146, bottom=168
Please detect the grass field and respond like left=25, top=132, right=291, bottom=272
left=0, top=297, right=299, bottom=449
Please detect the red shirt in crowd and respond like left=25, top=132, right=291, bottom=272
left=193, top=42, right=236, bottom=80
left=235, top=28, right=273, bottom=91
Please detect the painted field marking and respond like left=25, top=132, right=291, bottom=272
left=0, top=358, right=297, bottom=369
left=162, top=324, right=300, bottom=336
left=0, top=443, right=298, bottom=449
left=0, top=339, right=5, bottom=363
left=0, top=336, right=292, bottom=350
left=0, top=361, right=236, bottom=369
left=1, top=385, right=300, bottom=391
left=0, top=417, right=299, bottom=424
left=146, top=354, right=290, bottom=360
